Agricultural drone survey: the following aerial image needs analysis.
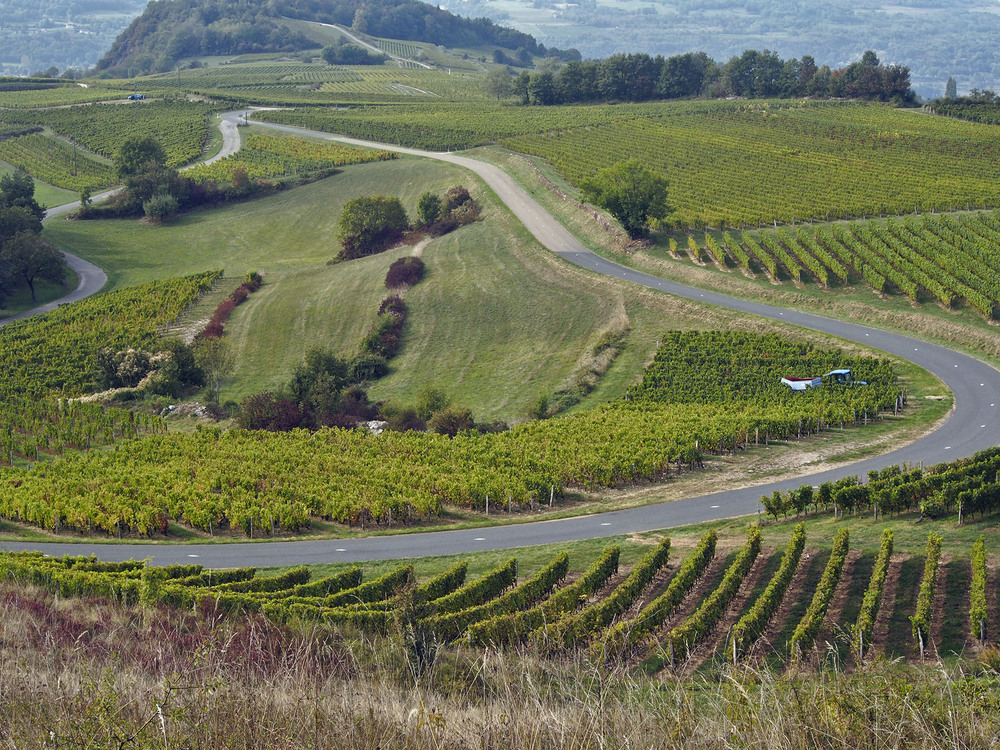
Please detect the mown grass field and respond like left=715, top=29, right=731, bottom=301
left=0, top=158, right=77, bottom=209
left=43, top=146, right=942, bottom=423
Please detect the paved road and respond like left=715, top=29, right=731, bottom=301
left=2, top=115, right=241, bottom=330
left=3, top=114, right=999, bottom=566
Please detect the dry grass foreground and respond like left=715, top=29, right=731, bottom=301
left=2, top=582, right=998, bottom=749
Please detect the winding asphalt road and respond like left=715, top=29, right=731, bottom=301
left=0, top=114, right=242, bottom=330
left=3, top=113, right=999, bottom=566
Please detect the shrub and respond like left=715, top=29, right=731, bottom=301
left=385, top=407, right=426, bottom=432
left=443, top=186, right=472, bottom=212
left=348, top=354, right=389, bottom=383
left=237, top=391, right=310, bottom=431
left=416, top=191, right=441, bottom=227
left=429, top=407, right=476, bottom=436
left=338, top=195, right=409, bottom=260
left=385, top=256, right=426, bottom=288
left=142, top=192, right=179, bottom=222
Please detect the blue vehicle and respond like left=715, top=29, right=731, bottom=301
left=127, top=93, right=144, bottom=100
left=781, top=368, right=866, bottom=391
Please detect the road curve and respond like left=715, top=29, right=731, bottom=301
left=2, top=114, right=242, bottom=330
left=3, top=114, right=999, bottom=566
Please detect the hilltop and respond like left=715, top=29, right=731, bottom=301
left=95, top=0, right=548, bottom=76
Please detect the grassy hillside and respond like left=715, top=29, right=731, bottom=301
left=44, top=145, right=942, bottom=424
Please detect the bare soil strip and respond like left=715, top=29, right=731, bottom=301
left=678, top=547, right=776, bottom=676
left=804, top=549, right=862, bottom=670
left=755, top=547, right=820, bottom=663
left=953, top=562, right=974, bottom=658
left=869, top=554, right=906, bottom=662
left=623, top=564, right=678, bottom=620
left=639, top=554, right=731, bottom=670
left=582, top=570, right=629, bottom=610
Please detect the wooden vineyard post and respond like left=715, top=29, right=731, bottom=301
left=549, top=486, right=554, bottom=508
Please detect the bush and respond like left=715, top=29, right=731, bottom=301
left=385, top=256, right=425, bottom=288
left=338, top=195, right=409, bottom=260
left=348, top=354, right=389, bottom=383
left=417, top=192, right=442, bottom=227
left=443, top=186, right=472, bottom=212
left=142, top=192, right=179, bottom=222
left=237, top=391, right=310, bottom=431
left=385, top=407, right=426, bottom=432
left=429, top=407, right=476, bottom=437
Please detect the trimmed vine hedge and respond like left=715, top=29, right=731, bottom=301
left=425, top=553, right=570, bottom=642
left=659, top=526, right=761, bottom=664
left=596, top=530, right=717, bottom=661
left=537, top=538, right=671, bottom=650
left=852, top=528, right=894, bottom=660
left=467, top=546, right=620, bottom=648
left=789, top=527, right=850, bottom=658
left=910, top=532, right=942, bottom=655
left=970, top=536, right=988, bottom=643
left=728, top=523, right=806, bottom=660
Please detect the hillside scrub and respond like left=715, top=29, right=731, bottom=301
left=1, top=582, right=998, bottom=749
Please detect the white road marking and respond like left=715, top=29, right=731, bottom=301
left=710, top=505, right=720, bottom=509
left=187, top=554, right=198, bottom=558
left=600, top=522, right=612, bottom=526
left=474, top=537, right=486, bottom=541
left=336, top=548, right=346, bottom=552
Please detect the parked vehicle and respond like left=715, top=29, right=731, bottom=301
left=781, top=369, right=866, bottom=391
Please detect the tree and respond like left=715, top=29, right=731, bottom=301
left=579, top=159, right=671, bottom=239
left=945, top=76, right=958, bottom=98
left=527, top=71, right=556, bottom=105
left=193, top=336, right=234, bottom=404
left=513, top=71, right=531, bottom=104
left=337, top=194, right=409, bottom=259
left=416, top=191, right=442, bottom=227
left=0, top=232, right=65, bottom=302
left=657, top=52, right=711, bottom=99
left=142, top=192, right=180, bottom=223
left=0, top=205, right=42, bottom=241
left=322, top=42, right=385, bottom=65
left=114, top=135, right=167, bottom=179
left=0, top=167, right=44, bottom=222
left=483, top=67, right=514, bottom=101
left=415, top=386, right=449, bottom=420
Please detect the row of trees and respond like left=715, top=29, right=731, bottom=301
left=0, top=167, right=66, bottom=306
left=488, top=49, right=914, bottom=106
